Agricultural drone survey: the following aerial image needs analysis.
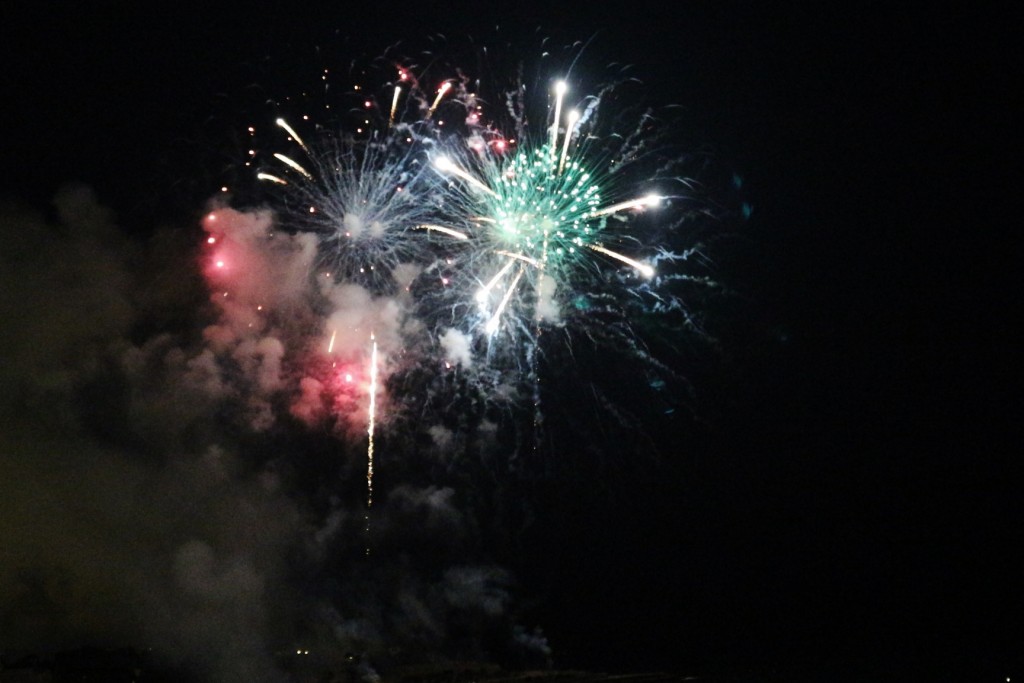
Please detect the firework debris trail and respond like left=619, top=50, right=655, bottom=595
left=366, top=332, right=378, bottom=555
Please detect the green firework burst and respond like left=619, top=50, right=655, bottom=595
left=485, top=143, right=606, bottom=274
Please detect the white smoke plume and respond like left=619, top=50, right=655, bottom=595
left=440, top=327, right=473, bottom=368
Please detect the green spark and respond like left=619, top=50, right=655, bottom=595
left=484, top=144, right=606, bottom=273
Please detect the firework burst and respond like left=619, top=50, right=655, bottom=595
left=235, top=41, right=720, bottom=444
left=257, top=121, right=441, bottom=295
left=431, top=106, right=662, bottom=341
left=414, top=70, right=711, bottom=383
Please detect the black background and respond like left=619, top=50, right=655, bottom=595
left=2, top=2, right=1019, bottom=679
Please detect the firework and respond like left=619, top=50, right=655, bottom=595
left=258, top=124, right=441, bottom=294
left=253, top=59, right=464, bottom=295
left=425, top=79, right=670, bottom=355
left=237, top=43, right=715, bottom=452
left=365, top=332, right=378, bottom=555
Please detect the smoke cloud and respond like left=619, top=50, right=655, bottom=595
left=0, top=187, right=548, bottom=680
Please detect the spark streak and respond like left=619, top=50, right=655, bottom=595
left=476, top=256, right=520, bottom=304
left=586, top=193, right=662, bottom=218
left=275, top=117, right=310, bottom=154
left=494, top=250, right=542, bottom=269
left=434, top=156, right=498, bottom=197
left=365, top=333, right=378, bottom=555
left=558, top=109, right=580, bottom=176
left=272, top=153, right=313, bottom=180
left=389, top=86, right=401, bottom=128
left=426, top=81, right=452, bottom=119
left=256, top=172, right=289, bottom=185
left=485, top=267, right=525, bottom=335
left=588, top=243, right=655, bottom=278
left=550, top=80, right=567, bottom=151
left=415, top=224, right=470, bottom=240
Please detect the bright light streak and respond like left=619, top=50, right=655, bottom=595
left=415, top=224, right=469, bottom=240
left=434, top=156, right=498, bottom=197
left=272, top=153, right=313, bottom=180
left=389, top=86, right=401, bottom=128
left=558, top=109, right=580, bottom=175
left=256, top=172, right=288, bottom=185
left=275, top=118, right=309, bottom=154
left=427, top=81, right=452, bottom=119
left=587, top=193, right=661, bottom=218
left=365, top=333, right=378, bottom=555
left=485, top=267, right=525, bottom=335
left=327, top=329, right=336, bottom=353
left=550, top=80, right=567, bottom=150
left=476, top=256, right=519, bottom=304
left=588, top=243, right=655, bottom=278
left=494, top=250, right=542, bottom=269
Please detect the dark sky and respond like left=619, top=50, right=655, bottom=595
left=1, top=2, right=1020, bottom=681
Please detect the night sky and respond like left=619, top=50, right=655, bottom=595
left=1, top=3, right=1020, bottom=681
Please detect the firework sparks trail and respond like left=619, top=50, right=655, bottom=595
left=415, top=224, right=469, bottom=240
left=588, top=243, right=656, bottom=278
left=256, top=172, right=288, bottom=185
left=485, top=266, right=525, bottom=336
left=388, top=86, right=401, bottom=129
left=276, top=117, right=309, bottom=154
left=433, top=155, right=497, bottom=197
left=549, top=80, right=567, bottom=150
left=365, top=333, right=378, bottom=555
left=272, top=152, right=313, bottom=180
left=558, top=109, right=580, bottom=176
left=427, top=81, right=453, bottom=119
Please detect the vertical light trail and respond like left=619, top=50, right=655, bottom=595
left=389, top=86, right=401, bottom=129
left=485, top=267, right=525, bottom=335
left=475, top=256, right=519, bottom=305
left=426, top=81, right=452, bottom=119
left=558, top=109, right=580, bottom=175
left=550, top=80, right=567, bottom=151
left=365, top=333, right=378, bottom=555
